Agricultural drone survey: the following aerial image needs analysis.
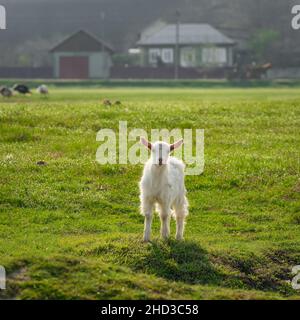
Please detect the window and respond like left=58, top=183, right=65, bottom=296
left=149, top=48, right=174, bottom=65
left=149, top=49, right=161, bottom=64
left=161, top=48, right=174, bottom=64
left=180, top=47, right=197, bottom=67
left=202, top=47, right=227, bottom=65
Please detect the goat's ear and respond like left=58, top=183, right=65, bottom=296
left=140, top=137, right=152, bottom=150
left=170, top=139, right=183, bottom=152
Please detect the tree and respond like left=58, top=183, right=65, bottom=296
left=249, top=29, right=280, bottom=63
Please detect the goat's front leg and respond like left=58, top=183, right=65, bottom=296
left=141, top=200, right=154, bottom=242
left=159, top=205, right=171, bottom=240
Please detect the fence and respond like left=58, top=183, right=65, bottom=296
left=0, top=67, right=53, bottom=79
left=111, top=66, right=232, bottom=79
left=267, top=68, right=300, bottom=79
left=0, top=66, right=234, bottom=80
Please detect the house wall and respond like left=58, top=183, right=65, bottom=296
left=140, top=47, right=149, bottom=66
left=53, top=51, right=112, bottom=79
left=89, top=52, right=112, bottom=79
left=139, top=48, right=147, bottom=66
left=227, top=47, right=234, bottom=66
left=140, top=45, right=234, bottom=68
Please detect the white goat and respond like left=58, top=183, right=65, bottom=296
left=139, top=137, right=189, bottom=242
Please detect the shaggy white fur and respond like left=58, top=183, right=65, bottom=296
left=139, top=138, right=189, bottom=242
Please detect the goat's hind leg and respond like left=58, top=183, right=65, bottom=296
left=174, top=198, right=188, bottom=240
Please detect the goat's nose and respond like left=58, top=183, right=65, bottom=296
left=158, top=158, right=163, bottom=165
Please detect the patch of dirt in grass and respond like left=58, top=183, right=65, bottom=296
left=9, top=267, right=29, bottom=282
left=48, top=152, right=64, bottom=159
left=0, top=256, right=85, bottom=300
left=291, top=213, right=300, bottom=225
left=94, top=239, right=300, bottom=297
left=213, top=249, right=300, bottom=296
left=293, top=181, right=300, bottom=193
left=283, top=180, right=300, bottom=201
left=0, top=265, right=29, bottom=300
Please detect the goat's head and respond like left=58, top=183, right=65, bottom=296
left=140, top=137, right=183, bottom=167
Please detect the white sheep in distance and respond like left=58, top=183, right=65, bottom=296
left=37, top=84, right=49, bottom=95
left=139, top=137, right=189, bottom=242
left=0, top=86, right=13, bottom=97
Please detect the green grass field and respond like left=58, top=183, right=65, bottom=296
left=0, top=86, right=300, bottom=300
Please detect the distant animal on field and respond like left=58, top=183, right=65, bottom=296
left=13, top=84, right=31, bottom=95
left=37, top=84, right=49, bottom=95
left=139, top=138, right=189, bottom=242
left=103, top=99, right=112, bottom=106
left=0, top=86, right=13, bottom=97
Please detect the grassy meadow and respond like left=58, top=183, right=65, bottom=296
left=0, top=85, right=300, bottom=299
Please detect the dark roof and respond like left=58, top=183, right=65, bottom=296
left=50, top=30, right=114, bottom=53
left=137, top=24, right=235, bottom=46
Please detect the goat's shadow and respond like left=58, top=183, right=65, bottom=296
left=140, top=239, right=223, bottom=285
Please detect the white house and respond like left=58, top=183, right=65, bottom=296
left=137, top=23, right=235, bottom=68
